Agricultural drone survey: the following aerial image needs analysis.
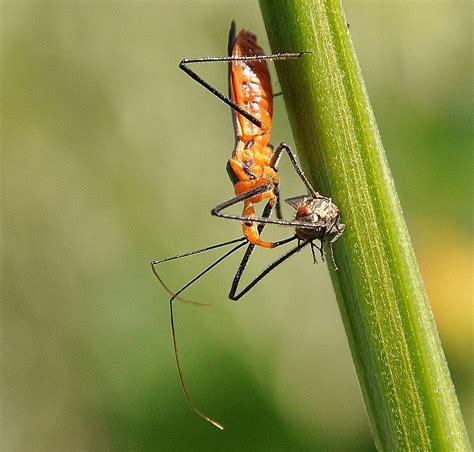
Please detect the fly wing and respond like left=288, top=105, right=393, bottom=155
left=285, top=195, right=309, bottom=210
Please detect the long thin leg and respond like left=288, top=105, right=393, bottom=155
left=216, top=143, right=318, bottom=225
left=179, top=53, right=308, bottom=129
left=151, top=236, right=248, bottom=303
left=274, top=183, right=283, bottom=219
left=310, top=241, right=319, bottom=264
left=156, top=238, right=249, bottom=431
left=169, top=240, right=247, bottom=302
left=229, top=234, right=298, bottom=300
left=270, top=142, right=314, bottom=220
left=270, top=142, right=318, bottom=198
left=230, top=240, right=309, bottom=301
left=227, top=199, right=291, bottom=299
left=151, top=237, right=246, bottom=266
left=210, top=184, right=323, bottom=230
left=227, top=200, right=272, bottom=300
left=151, top=236, right=246, bottom=305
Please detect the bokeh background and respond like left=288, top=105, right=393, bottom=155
left=2, top=1, right=472, bottom=450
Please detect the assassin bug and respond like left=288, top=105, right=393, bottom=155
left=151, top=21, right=345, bottom=430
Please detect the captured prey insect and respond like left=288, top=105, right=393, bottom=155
left=151, top=21, right=345, bottom=430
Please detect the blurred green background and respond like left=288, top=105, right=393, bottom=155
left=2, top=1, right=472, bottom=450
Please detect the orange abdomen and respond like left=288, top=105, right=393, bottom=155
left=230, top=29, right=273, bottom=147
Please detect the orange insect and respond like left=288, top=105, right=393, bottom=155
left=179, top=20, right=316, bottom=248
left=151, top=21, right=345, bottom=430
left=221, top=26, right=279, bottom=248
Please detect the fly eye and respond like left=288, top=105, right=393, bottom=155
left=297, top=206, right=313, bottom=218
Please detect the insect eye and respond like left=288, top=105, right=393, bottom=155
left=297, top=206, right=313, bottom=218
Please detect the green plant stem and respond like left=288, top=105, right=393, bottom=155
left=259, top=1, right=470, bottom=450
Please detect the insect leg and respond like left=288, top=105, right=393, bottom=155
left=230, top=240, right=308, bottom=301
left=310, top=241, right=319, bottom=264
left=151, top=236, right=247, bottom=305
left=211, top=185, right=323, bottom=230
left=179, top=53, right=308, bottom=129
left=271, top=142, right=319, bottom=198
left=227, top=201, right=295, bottom=299
left=274, top=183, right=283, bottom=219
left=211, top=183, right=271, bottom=222
left=151, top=237, right=248, bottom=302
left=153, top=238, right=249, bottom=430
left=328, top=223, right=345, bottom=271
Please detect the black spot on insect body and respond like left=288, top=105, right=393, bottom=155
left=243, top=159, right=256, bottom=179
left=244, top=140, right=255, bottom=149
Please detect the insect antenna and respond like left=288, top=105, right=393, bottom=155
left=151, top=237, right=246, bottom=306
left=151, top=268, right=210, bottom=307
left=151, top=236, right=249, bottom=430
